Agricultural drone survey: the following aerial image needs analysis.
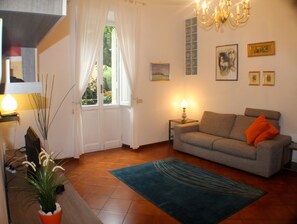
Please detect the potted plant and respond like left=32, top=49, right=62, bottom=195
left=22, top=148, right=65, bottom=224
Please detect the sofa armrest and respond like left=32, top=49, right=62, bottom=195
left=173, top=122, right=199, bottom=150
left=256, top=134, right=292, bottom=177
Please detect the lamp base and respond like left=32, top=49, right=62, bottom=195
left=181, top=108, right=187, bottom=123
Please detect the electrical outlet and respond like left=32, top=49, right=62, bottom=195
left=136, top=98, right=143, bottom=104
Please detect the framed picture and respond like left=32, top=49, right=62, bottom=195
left=150, top=63, right=170, bottom=81
left=263, top=71, right=275, bottom=86
left=248, top=71, right=260, bottom=86
left=247, top=41, right=275, bottom=57
left=216, top=44, right=238, bottom=81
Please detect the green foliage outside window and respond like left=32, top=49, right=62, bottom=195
left=103, top=65, right=112, bottom=104
left=82, top=73, right=97, bottom=105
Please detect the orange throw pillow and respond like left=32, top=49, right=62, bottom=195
left=254, top=123, right=279, bottom=147
left=244, top=115, right=270, bottom=145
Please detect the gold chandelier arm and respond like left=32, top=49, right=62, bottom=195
left=194, top=0, right=250, bottom=31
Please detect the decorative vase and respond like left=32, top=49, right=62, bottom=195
left=38, top=203, right=62, bottom=224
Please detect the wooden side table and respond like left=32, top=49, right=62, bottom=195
left=168, top=119, right=198, bottom=142
left=0, top=113, right=19, bottom=123
left=284, top=142, right=297, bottom=171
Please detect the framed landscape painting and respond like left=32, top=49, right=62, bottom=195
left=216, top=44, right=238, bottom=81
left=151, top=63, right=170, bottom=81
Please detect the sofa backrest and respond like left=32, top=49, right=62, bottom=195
left=244, top=108, right=280, bottom=129
left=244, top=108, right=281, bottom=120
left=229, top=108, right=281, bottom=142
left=199, top=111, right=237, bottom=138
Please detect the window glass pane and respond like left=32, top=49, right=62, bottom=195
left=81, top=62, right=98, bottom=106
left=103, top=26, right=114, bottom=105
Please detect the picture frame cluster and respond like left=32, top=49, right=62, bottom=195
left=249, top=71, right=275, bottom=86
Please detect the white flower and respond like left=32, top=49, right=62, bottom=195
left=52, top=165, right=65, bottom=172
left=22, top=161, right=37, bottom=172
left=39, top=148, right=54, bottom=167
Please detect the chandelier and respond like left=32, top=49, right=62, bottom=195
left=195, top=0, right=250, bottom=31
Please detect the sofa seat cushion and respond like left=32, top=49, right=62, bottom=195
left=180, top=132, right=223, bottom=149
left=199, top=111, right=236, bottom=138
left=213, top=138, right=257, bottom=160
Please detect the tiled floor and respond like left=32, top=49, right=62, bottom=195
left=64, top=142, right=297, bottom=224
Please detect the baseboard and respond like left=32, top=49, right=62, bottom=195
left=122, top=141, right=168, bottom=150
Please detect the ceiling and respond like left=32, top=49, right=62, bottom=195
left=144, top=0, right=194, bottom=5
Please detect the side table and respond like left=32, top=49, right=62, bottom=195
left=284, top=142, right=297, bottom=171
left=169, top=119, right=198, bottom=142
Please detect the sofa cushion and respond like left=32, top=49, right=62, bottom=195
left=213, top=138, right=257, bottom=160
left=180, top=132, right=223, bottom=149
left=229, top=115, right=255, bottom=142
left=245, top=115, right=271, bottom=145
left=199, top=111, right=236, bottom=138
left=254, top=123, right=279, bottom=147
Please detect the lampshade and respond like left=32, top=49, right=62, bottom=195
left=181, top=100, right=188, bottom=108
left=1, top=94, right=18, bottom=114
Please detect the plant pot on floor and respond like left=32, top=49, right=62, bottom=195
left=38, top=203, right=62, bottom=224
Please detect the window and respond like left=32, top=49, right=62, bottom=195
left=82, top=25, right=130, bottom=106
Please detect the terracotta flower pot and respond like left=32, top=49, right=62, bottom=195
left=38, top=203, right=62, bottom=224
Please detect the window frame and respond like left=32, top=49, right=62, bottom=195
left=82, top=17, right=131, bottom=109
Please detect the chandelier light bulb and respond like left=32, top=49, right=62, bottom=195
left=181, top=100, right=188, bottom=109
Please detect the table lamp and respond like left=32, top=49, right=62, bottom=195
left=181, top=100, right=188, bottom=123
left=1, top=94, right=18, bottom=116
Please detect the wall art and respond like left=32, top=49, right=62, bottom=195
left=216, top=44, right=238, bottom=81
left=263, top=71, right=275, bottom=86
left=247, top=41, right=275, bottom=57
left=150, top=63, right=170, bottom=81
left=248, top=71, right=260, bottom=86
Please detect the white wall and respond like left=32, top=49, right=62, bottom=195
left=136, top=4, right=187, bottom=145
left=39, top=36, right=74, bottom=159
left=135, top=0, right=297, bottom=158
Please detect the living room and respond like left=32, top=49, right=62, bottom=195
left=1, top=0, right=297, bottom=223
left=1, top=0, right=297, bottom=159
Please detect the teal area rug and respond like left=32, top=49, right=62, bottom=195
left=110, top=158, right=266, bottom=224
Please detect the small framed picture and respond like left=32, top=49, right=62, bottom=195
left=249, top=71, right=260, bottom=86
left=263, top=71, right=275, bottom=86
left=150, top=63, right=170, bottom=81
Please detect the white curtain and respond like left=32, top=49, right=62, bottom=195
left=71, top=0, right=110, bottom=158
left=114, top=0, right=141, bottom=149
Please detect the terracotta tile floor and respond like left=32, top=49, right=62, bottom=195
left=64, top=142, right=297, bottom=224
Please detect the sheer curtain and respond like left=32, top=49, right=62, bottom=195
left=71, top=0, right=110, bottom=158
left=114, top=0, right=141, bottom=149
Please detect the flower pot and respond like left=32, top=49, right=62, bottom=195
left=38, top=203, right=62, bottom=224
